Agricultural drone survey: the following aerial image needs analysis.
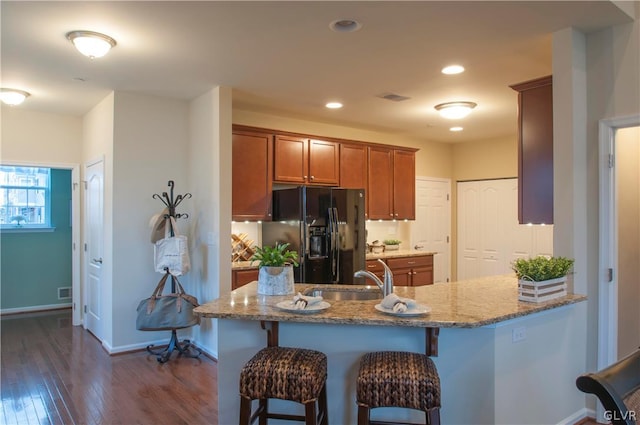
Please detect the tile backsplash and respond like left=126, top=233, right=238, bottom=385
left=231, top=220, right=413, bottom=253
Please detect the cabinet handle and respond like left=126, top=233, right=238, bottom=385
left=389, top=214, right=393, bottom=217
left=395, top=213, right=399, bottom=217
left=303, top=175, right=307, bottom=179
left=310, top=175, right=315, bottom=180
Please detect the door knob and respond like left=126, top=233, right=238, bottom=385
left=93, top=258, right=103, bottom=264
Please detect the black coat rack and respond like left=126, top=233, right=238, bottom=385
left=146, top=180, right=201, bottom=363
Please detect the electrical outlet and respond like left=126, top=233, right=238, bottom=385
left=512, top=326, right=527, bottom=342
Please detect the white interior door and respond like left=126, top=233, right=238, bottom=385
left=457, top=178, right=553, bottom=280
left=457, top=181, right=481, bottom=279
left=84, top=159, right=104, bottom=340
left=412, top=177, right=451, bottom=283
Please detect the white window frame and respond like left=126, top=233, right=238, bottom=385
left=0, top=165, right=54, bottom=232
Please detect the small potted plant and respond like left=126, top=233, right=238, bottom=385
left=383, top=239, right=402, bottom=251
left=251, top=242, right=299, bottom=295
left=512, top=256, right=574, bottom=302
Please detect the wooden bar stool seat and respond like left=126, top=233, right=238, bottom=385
left=356, top=351, right=441, bottom=425
left=239, top=346, right=329, bottom=425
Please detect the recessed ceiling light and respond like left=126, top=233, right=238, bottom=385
left=329, top=19, right=362, bottom=33
left=442, top=65, right=465, bottom=75
left=434, top=101, right=477, bottom=119
left=450, top=126, right=464, bottom=132
left=66, top=30, right=116, bottom=59
left=325, top=102, right=343, bottom=109
left=0, top=89, right=30, bottom=106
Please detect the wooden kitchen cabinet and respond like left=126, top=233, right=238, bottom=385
left=364, top=259, right=385, bottom=282
left=367, top=147, right=416, bottom=220
left=340, top=143, right=368, bottom=190
left=232, top=130, right=273, bottom=221
left=367, top=146, right=394, bottom=219
left=393, top=150, right=416, bottom=220
left=386, top=255, right=433, bottom=286
left=273, top=136, right=339, bottom=185
left=510, top=75, right=553, bottom=224
left=232, top=268, right=259, bottom=290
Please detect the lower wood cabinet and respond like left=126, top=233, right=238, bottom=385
left=366, top=254, right=434, bottom=287
left=232, top=268, right=259, bottom=290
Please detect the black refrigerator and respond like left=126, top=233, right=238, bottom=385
left=261, top=186, right=366, bottom=284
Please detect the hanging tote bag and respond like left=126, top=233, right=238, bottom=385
left=136, top=273, right=201, bottom=331
left=154, top=216, right=191, bottom=276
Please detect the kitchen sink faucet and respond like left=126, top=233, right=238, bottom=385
left=354, top=259, right=394, bottom=297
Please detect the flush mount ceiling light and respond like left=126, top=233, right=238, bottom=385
left=66, top=30, right=116, bottom=59
left=325, top=102, right=343, bottom=109
left=329, top=19, right=362, bottom=33
left=442, top=65, right=465, bottom=75
left=0, top=89, right=30, bottom=106
left=434, top=101, right=477, bottom=119
left=450, top=126, right=464, bottom=132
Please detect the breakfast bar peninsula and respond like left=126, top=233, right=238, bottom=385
left=194, top=275, right=587, bottom=425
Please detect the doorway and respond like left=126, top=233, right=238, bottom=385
left=0, top=161, right=81, bottom=324
left=598, top=116, right=640, bottom=370
left=84, top=158, right=104, bottom=340
left=412, top=177, right=451, bottom=283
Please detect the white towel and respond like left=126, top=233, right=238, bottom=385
left=381, top=293, right=416, bottom=313
left=292, top=292, right=324, bottom=310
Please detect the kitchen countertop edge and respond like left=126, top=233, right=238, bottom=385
left=194, top=275, right=587, bottom=328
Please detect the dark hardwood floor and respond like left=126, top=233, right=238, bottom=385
left=1, top=309, right=218, bottom=425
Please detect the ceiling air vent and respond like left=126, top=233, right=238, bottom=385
left=377, top=93, right=411, bottom=102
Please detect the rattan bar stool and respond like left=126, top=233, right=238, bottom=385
left=356, top=351, right=441, bottom=425
left=239, top=346, right=329, bottom=425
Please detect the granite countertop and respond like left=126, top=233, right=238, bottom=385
left=193, top=275, right=586, bottom=328
left=366, top=249, right=436, bottom=260
left=232, top=260, right=257, bottom=270
left=231, top=250, right=435, bottom=270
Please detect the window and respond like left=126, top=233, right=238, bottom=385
left=0, top=166, right=51, bottom=229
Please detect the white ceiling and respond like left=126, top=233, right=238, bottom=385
left=1, top=1, right=634, bottom=143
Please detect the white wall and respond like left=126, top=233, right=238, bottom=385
left=551, top=17, right=639, bottom=414
left=109, top=92, right=190, bottom=350
left=0, top=107, right=82, bottom=164
left=188, top=87, right=233, bottom=358
left=83, top=93, right=116, bottom=345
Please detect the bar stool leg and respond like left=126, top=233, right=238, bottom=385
left=428, top=408, right=441, bottom=425
left=357, top=405, right=369, bottom=425
left=303, top=400, right=318, bottom=425
left=239, top=396, right=251, bottom=425
left=318, top=383, right=329, bottom=425
left=258, top=399, right=268, bottom=425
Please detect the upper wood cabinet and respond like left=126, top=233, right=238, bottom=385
left=232, top=130, right=273, bottom=221
left=367, top=146, right=416, bottom=220
left=340, top=143, right=368, bottom=190
left=273, top=136, right=339, bottom=185
left=393, top=150, right=416, bottom=220
left=368, top=146, right=394, bottom=219
left=510, top=75, right=553, bottom=224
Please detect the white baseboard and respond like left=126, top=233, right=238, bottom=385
left=557, top=407, right=595, bottom=425
left=102, top=339, right=170, bottom=355
left=0, top=303, right=72, bottom=316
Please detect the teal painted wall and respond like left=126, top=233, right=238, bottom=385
left=1, top=169, right=72, bottom=310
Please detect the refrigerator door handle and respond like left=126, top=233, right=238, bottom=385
left=327, top=208, right=336, bottom=282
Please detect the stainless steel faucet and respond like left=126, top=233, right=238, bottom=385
left=354, top=259, right=394, bottom=297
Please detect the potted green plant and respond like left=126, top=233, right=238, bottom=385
left=383, top=239, right=402, bottom=251
left=251, top=242, right=299, bottom=295
left=511, top=256, right=574, bottom=303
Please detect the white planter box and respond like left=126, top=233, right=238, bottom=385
left=518, top=276, right=567, bottom=303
